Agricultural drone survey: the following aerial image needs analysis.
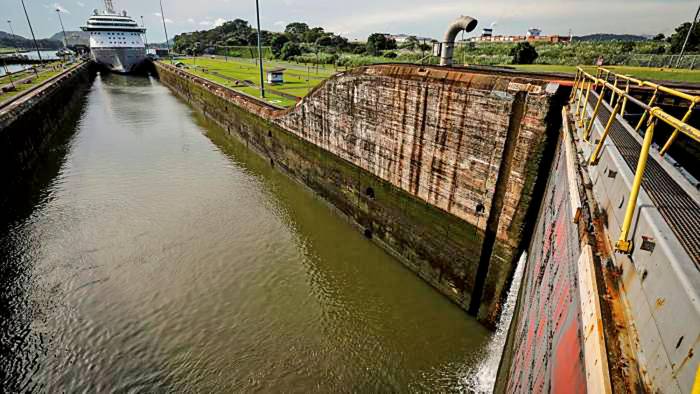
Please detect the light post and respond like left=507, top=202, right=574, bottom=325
left=7, top=20, right=21, bottom=56
left=255, top=0, right=265, bottom=98
left=159, top=0, right=172, bottom=63
left=20, top=0, right=42, bottom=62
left=56, top=9, right=68, bottom=48
left=677, top=1, right=700, bottom=68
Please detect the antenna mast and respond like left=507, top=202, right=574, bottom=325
left=104, top=0, right=115, bottom=14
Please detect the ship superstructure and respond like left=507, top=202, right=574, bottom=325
left=81, top=0, right=146, bottom=73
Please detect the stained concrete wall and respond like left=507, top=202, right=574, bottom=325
left=0, top=62, right=94, bottom=223
left=496, top=131, right=588, bottom=392
left=155, top=62, right=563, bottom=326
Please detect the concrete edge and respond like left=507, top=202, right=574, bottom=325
left=578, top=244, right=614, bottom=394
left=564, top=108, right=614, bottom=393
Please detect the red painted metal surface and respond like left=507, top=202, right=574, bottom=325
left=503, top=136, right=587, bottom=393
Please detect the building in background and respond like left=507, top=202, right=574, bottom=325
left=470, top=27, right=570, bottom=43
left=526, top=28, right=542, bottom=38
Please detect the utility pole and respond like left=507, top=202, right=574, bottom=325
left=159, top=0, right=172, bottom=63
left=677, top=0, right=700, bottom=68
left=7, top=20, right=21, bottom=56
left=255, top=0, right=265, bottom=98
left=56, top=9, right=68, bottom=48
left=20, top=0, right=42, bottom=61
left=141, top=16, right=149, bottom=49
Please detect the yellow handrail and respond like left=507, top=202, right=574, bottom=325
left=599, top=67, right=700, bottom=104
left=576, top=68, right=700, bottom=144
left=572, top=67, right=699, bottom=254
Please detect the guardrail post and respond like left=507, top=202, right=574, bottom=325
left=590, top=101, right=622, bottom=165
left=635, top=89, right=658, bottom=131
left=570, top=71, right=581, bottom=101
left=578, top=81, right=593, bottom=127
left=574, top=80, right=586, bottom=118
left=616, top=120, right=656, bottom=254
left=610, top=76, right=619, bottom=106
left=659, top=102, right=696, bottom=156
left=584, top=85, right=607, bottom=141
left=621, top=79, right=630, bottom=117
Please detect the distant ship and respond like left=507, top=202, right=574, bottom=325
left=81, top=0, right=146, bottom=73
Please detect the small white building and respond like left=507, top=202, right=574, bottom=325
left=527, top=28, right=542, bottom=37
left=267, top=68, right=285, bottom=84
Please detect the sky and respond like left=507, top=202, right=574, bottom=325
left=1, top=0, right=697, bottom=42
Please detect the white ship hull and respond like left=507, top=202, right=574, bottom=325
left=91, top=47, right=145, bottom=73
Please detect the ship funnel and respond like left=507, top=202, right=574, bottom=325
left=440, top=15, right=478, bottom=66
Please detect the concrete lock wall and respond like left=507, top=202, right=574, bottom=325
left=155, top=62, right=564, bottom=326
left=495, top=112, right=615, bottom=393
left=0, top=63, right=95, bottom=223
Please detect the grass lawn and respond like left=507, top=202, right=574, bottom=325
left=0, top=68, right=36, bottom=85
left=1, top=62, right=63, bottom=85
left=173, top=57, right=700, bottom=108
left=506, top=64, right=700, bottom=84
left=215, top=56, right=339, bottom=77
left=177, top=57, right=339, bottom=107
left=0, top=68, right=63, bottom=103
left=181, top=65, right=298, bottom=107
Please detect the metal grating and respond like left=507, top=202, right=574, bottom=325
left=588, top=93, right=700, bottom=269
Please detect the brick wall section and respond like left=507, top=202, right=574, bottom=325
left=155, top=62, right=560, bottom=326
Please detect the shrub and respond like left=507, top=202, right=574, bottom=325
left=510, top=42, right=538, bottom=64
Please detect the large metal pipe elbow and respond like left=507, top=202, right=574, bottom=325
left=440, top=16, right=478, bottom=66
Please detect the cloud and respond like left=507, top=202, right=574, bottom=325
left=199, top=18, right=225, bottom=27
left=188, top=18, right=196, bottom=24
left=53, top=2, right=70, bottom=13
left=76, top=1, right=85, bottom=7
left=165, top=18, right=174, bottom=24
left=273, top=21, right=286, bottom=27
left=154, top=12, right=162, bottom=17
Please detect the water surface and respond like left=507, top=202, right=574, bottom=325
left=1, top=73, right=490, bottom=392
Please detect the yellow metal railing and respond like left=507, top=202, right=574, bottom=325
left=570, top=67, right=700, bottom=254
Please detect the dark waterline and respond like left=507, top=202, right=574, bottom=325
left=1, top=73, right=489, bottom=392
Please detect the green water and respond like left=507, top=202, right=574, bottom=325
left=0, top=73, right=490, bottom=392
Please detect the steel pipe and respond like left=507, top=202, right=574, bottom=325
left=439, top=16, right=478, bottom=66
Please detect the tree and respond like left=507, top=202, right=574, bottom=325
left=669, top=22, right=700, bottom=54
left=366, top=33, right=396, bottom=55
left=304, top=27, right=325, bottom=43
left=271, top=34, right=289, bottom=58
left=285, top=22, right=309, bottom=42
left=510, top=42, right=538, bottom=64
left=330, top=34, right=350, bottom=51
left=621, top=41, right=635, bottom=53
left=246, top=29, right=272, bottom=46
left=315, top=35, right=333, bottom=47
left=280, top=41, right=301, bottom=60
left=653, top=33, right=666, bottom=41
left=399, top=35, right=420, bottom=51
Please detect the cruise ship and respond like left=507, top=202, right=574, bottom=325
left=81, top=0, right=146, bottom=73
